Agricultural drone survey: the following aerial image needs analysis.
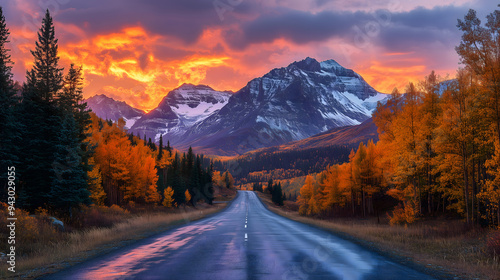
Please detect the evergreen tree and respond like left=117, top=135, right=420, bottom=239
left=31, top=10, right=63, bottom=102
left=223, top=171, right=234, bottom=189
left=50, top=114, right=91, bottom=214
left=171, top=152, right=185, bottom=204
left=158, top=134, right=163, bottom=160
left=267, top=179, right=274, bottom=194
left=252, top=182, right=262, bottom=192
left=272, top=182, right=284, bottom=206
left=18, top=10, right=82, bottom=213
left=147, top=137, right=156, bottom=151
left=166, top=140, right=172, bottom=156
left=189, top=155, right=202, bottom=205
left=0, top=7, right=21, bottom=192
left=19, top=70, right=60, bottom=210
left=60, top=64, right=90, bottom=138
left=187, top=147, right=195, bottom=175
left=204, top=165, right=214, bottom=204
left=60, top=63, right=92, bottom=174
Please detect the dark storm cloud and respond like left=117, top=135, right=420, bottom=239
left=224, top=10, right=366, bottom=49
left=55, top=0, right=244, bottom=44
left=391, top=5, right=465, bottom=29
left=378, top=5, right=467, bottom=52
left=224, top=5, right=468, bottom=51
left=8, top=0, right=481, bottom=55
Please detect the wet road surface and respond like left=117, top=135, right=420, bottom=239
left=45, top=191, right=436, bottom=280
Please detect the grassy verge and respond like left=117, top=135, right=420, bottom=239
left=213, top=186, right=238, bottom=201
left=256, top=192, right=500, bottom=280
left=2, top=197, right=235, bottom=279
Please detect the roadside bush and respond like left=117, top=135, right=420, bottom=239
left=388, top=203, right=417, bottom=226
left=486, top=229, right=500, bottom=256
left=0, top=203, right=60, bottom=256
left=74, top=204, right=131, bottom=228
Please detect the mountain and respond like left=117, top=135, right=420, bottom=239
left=86, top=94, right=145, bottom=129
left=130, top=84, right=231, bottom=141
left=176, top=57, right=387, bottom=155
left=256, top=118, right=378, bottom=153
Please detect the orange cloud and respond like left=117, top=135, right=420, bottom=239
left=357, top=60, right=426, bottom=93
left=54, top=26, right=234, bottom=110
left=174, top=56, right=230, bottom=85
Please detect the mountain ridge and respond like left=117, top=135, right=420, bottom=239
left=86, top=57, right=388, bottom=155
left=175, top=57, right=386, bottom=155
left=85, top=94, right=145, bottom=129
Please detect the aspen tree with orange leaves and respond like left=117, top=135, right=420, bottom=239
left=86, top=113, right=160, bottom=206
left=162, top=187, right=175, bottom=207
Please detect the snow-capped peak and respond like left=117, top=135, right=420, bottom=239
left=320, top=59, right=343, bottom=71
left=129, top=85, right=231, bottom=143
left=86, top=94, right=145, bottom=129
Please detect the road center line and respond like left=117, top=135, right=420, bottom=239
left=245, top=233, right=248, bottom=239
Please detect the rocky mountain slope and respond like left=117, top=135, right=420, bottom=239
left=130, top=84, right=231, bottom=142
left=176, top=57, right=386, bottom=155
left=86, top=94, right=145, bottom=129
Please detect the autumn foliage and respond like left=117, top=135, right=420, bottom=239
left=296, top=8, right=500, bottom=228
left=297, top=141, right=387, bottom=219
left=86, top=114, right=160, bottom=206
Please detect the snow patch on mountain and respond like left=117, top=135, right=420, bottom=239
left=125, top=116, right=142, bottom=130
left=129, top=84, right=231, bottom=142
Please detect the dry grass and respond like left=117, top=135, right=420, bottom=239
left=212, top=186, right=238, bottom=201
left=257, top=192, right=500, bottom=280
left=2, top=204, right=228, bottom=279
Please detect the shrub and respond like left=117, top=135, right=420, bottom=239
left=0, top=203, right=60, bottom=256
left=74, top=205, right=131, bottom=228
left=486, top=229, right=500, bottom=256
left=388, top=203, right=417, bottom=226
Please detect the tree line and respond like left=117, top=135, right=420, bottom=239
left=252, top=179, right=286, bottom=206
left=0, top=9, right=91, bottom=215
left=213, top=145, right=352, bottom=185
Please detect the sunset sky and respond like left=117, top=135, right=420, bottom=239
left=3, top=0, right=497, bottom=111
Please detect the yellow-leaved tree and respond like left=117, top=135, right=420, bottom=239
left=87, top=157, right=106, bottom=206
left=163, top=187, right=175, bottom=208
left=184, top=189, right=192, bottom=204
left=297, top=175, right=317, bottom=216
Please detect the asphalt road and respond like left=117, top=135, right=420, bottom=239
left=45, top=191, right=436, bottom=280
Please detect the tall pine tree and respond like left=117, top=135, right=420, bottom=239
left=31, top=10, right=63, bottom=102
left=19, top=10, right=91, bottom=214
left=158, top=134, right=163, bottom=160
left=50, top=114, right=91, bottom=214
left=19, top=68, right=60, bottom=210
left=0, top=7, right=21, bottom=195
left=61, top=64, right=92, bottom=173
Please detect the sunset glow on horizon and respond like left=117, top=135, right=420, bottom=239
left=4, top=0, right=496, bottom=111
